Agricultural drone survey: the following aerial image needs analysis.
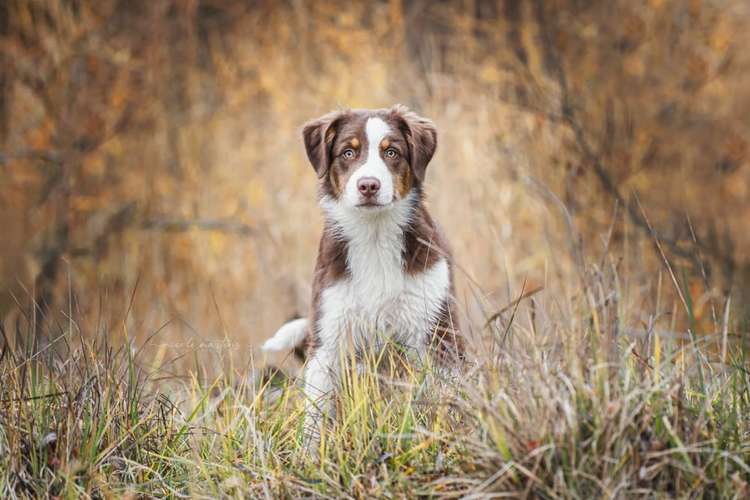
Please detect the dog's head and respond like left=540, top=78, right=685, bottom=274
left=302, top=105, right=437, bottom=211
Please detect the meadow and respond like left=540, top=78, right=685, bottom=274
left=2, top=237, right=749, bottom=497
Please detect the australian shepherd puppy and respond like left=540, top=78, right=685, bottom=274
left=262, top=105, right=463, bottom=443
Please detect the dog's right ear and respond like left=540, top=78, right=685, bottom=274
left=302, top=111, right=345, bottom=178
left=389, top=104, right=437, bottom=183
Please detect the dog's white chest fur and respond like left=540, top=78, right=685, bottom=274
left=318, top=198, right=450, bottom=354
left=319, top=259, right=449, bottom=354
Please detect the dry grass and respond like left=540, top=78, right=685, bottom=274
left=2, top=236, right=749, bottom=498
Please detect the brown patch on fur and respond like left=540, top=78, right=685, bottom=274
left=328, top=166, right=341, bottom=195
left=401, top=202, right=463, bottom=363
left=306, top=224, right=349, bottom=351
left=387, top=105, right=437, bottom=182
left=324, top=113, right=370, bottom=199
left=395, top=162, right=413, bottom=199
left=402, top=203, right=446, bottom=274
left=302, top=110, right=347, bottom=179
left=381, top=138, right=390, bottom=149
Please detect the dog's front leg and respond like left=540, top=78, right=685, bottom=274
left=302, top=346, right=338, bottom=454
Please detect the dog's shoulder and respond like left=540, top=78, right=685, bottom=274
left=313, top=223, right=348, bottom=281
left=403, top=202, right=453, bottom=275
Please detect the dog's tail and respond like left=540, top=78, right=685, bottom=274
left=261, top=318, right=308, bottom=353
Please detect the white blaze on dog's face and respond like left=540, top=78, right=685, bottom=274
left=301, top=106, right=438, bottom=212
left=342, top=117, right=394, bottom=208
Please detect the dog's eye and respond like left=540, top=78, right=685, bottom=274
left=384, top=148, right=399, bottom=159
left=341, top=149, right=355, bottom=160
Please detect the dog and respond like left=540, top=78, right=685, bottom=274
left=261, top=105, right=463, bottom=443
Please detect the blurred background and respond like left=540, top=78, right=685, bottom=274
left=1, top=0, right=749, bottom=369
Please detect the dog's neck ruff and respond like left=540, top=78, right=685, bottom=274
left=320, top=191, right=416, bottom=265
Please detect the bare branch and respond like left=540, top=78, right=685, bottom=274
left=530, top=0, right=736, bottom=275
left=141, top=217, right=255, bottom=237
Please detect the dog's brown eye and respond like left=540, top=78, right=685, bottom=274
left=341, top=149, right=355, bottom=160
left=384, top=148, right=399, bottom=159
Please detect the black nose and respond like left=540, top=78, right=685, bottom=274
left=357, top=177, right=381, bottom=197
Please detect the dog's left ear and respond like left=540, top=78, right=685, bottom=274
left=390, top=104, right=437, bottom=182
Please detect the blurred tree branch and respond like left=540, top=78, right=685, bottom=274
left=67, top=207, right=256, bottom=258
left=528, top=0, right=738, bottom=293
left=141, top=217, right=255, bottom=237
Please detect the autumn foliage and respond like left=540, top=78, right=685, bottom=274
left=1, top=0, right=749, bottom=358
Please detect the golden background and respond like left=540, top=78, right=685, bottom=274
left=2, top=0, right=749, bottom=369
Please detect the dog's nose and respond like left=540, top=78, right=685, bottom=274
left=357, top=177, right=381, bottom=197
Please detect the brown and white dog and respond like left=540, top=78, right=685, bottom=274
left=261, top=105, right=463, bottom=439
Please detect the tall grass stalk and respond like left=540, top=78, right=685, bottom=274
left=1, top=265, right=749, bottom=498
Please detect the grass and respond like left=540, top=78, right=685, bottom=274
left=1, top=261, right=750, bottom=498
